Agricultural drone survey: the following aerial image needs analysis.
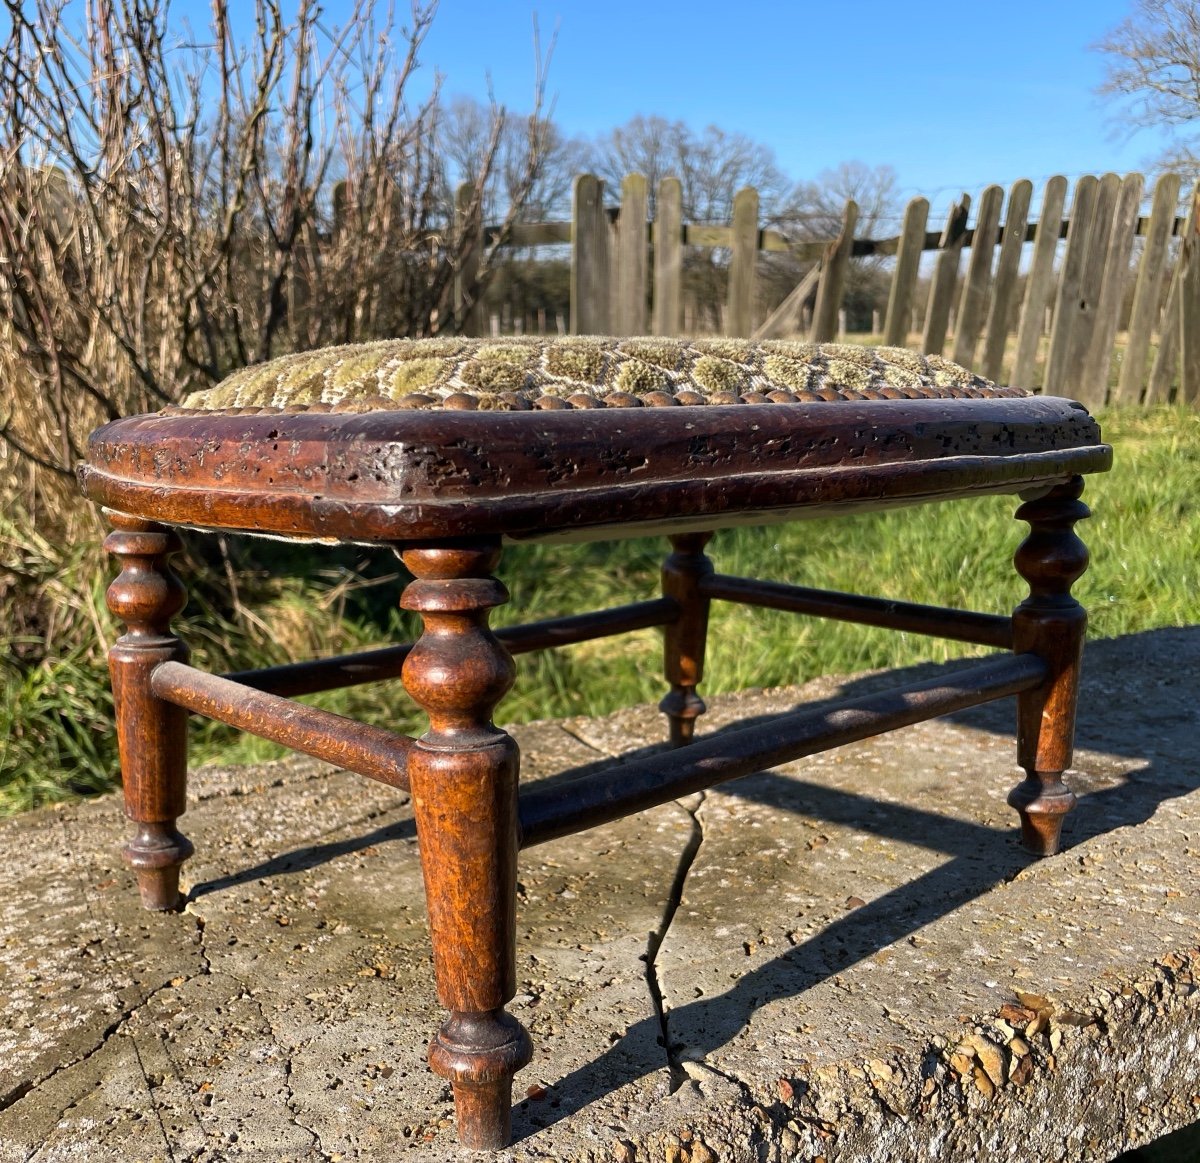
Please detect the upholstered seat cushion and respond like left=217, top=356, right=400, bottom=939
left=173, top=337, right=1026, bottom=414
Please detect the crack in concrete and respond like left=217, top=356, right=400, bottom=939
left=642, top=792, right=707, bottom=1093
left=132, top=914, right=215, bottom=1156
left=218, top=916, right=341, bottom=1163
left=266, top=1002, right=335, bottom=1163
left=2, top=999, right=143, bottom=1117
left=6, top=911, right=214, bottom=1133
left=128, top=1033, right=181, bottom=1163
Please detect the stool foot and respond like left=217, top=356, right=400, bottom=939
left=659, top=688, right=705, bottom=746
left=104, top=514, right=192, bottom=910
left=430, top=1010, right=533, bottom=1149
left=124, top=821, right=195, bottom=910
left=1010, top=478, right=1090, bottom=857
left=1008, top=773, right=1077, bottom=857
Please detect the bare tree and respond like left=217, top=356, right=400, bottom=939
left=593, top=114, right=683, bottom=216
left=677, top=124, right=791, bottom=225
left=593, top=115, right=790, bottom=222
left=786, top=160, right=899, bottom=243
left=441, top=95, right=589, bottom=221
left=592, top=116, right=793, bottom=328
left=1095, top=0, right=1200, bottom=169
left=0, top=0, right=551, bottom=478
left=777, top=161, right=899, bottom=329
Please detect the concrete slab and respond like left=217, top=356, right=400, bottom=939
left=1, top=628, right=1198, bottom=1162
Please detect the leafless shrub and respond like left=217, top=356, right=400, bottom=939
left=0, top=0, right=551, bottom=481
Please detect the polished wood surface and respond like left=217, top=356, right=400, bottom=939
left=398, top=541, right=531, bottom=1150
left=701, top=574, right=1015, bottom=647
left=520, top=652, right=1049, bottom=848
left=79, top=397, right=1111, bottom=544
left=104, top=514, right=193, bottom=910
left=660, top=532, right=714, bottom=745
left=150, top=661, right=413, bottom=790
left=223, top=599, right=676, bottom=697
left=1008, top=477, right=1091, bottom=854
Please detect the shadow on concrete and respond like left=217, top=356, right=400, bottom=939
left=187, top=626, right=1200, bottom=1139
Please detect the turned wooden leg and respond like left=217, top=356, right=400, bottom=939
left=399, top=539, right=531, bottom=1150
left=104, top=513, right=193, bottom=910
left=659, top=532, right=714, bottom=746
left=1008, top=478, right=1090, bottom=857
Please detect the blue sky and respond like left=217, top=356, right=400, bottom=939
left=415, top=0, right=1169, bottom=221
left=10, top=0, right=1169, bottom=223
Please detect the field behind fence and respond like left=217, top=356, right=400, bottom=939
left=451, top=171, right=1200, bottom=407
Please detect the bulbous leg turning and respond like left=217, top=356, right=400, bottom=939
left=104, top=514, right=192, bottom=909
left=1009, top=478, right=1090, bottom=857
left=660, top=532, right=714, bottom=746
left=399, top=540, right=530, bottom=1149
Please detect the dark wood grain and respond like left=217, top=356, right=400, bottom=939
left=150, top=662, right=413, bottom=790
left=79, top=389, right=1115, bottom=1149
left=519, top=653, right=1048, bottom=848
left=78, top=398, right=1111, bottom=545
left=1008, top=477, right=1091, bottom=855
left=659, top=532, right=714, bottom=745
left=104, top=513, right=193, bottom=910
left=701, top=574, right=1014, bottom=648
left=222, top=599, right=677, bottom=698
left=398, top=540, right=531, bottom=1149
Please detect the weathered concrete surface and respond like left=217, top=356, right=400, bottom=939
left=1, top=627, right=1198, bottom=1162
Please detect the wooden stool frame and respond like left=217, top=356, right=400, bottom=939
left=82, top=396, right=1110, bottom=1149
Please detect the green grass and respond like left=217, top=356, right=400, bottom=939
left=3, top=405, right=1199, bottom=813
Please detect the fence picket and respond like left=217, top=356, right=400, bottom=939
left=1045, top=176, right=1100, bottom=396
left=1145, top=187, right=1199, bottom=403
left=922, top=195, right=971, bottom=356
left=1012, top=176, right=1068, bottom=389
left=1178, top=186, right=1200, bottom=402
left=616, top=173, right=648, bottom=335
left=653, top=177, right=683, bottom=336
left=981, top=180, right=1033, bottom=382
left=811, top=198, right=859, bottom=343
left=883, top=196, right=929, bottom=347
left=1116, top=172, right=1182, bottom=402
left=726, top=187, right=759, bottom=338
left=1055, top=173, right=1121, bottom=400
left=571, top=174, right=609, bottom=334
left=953, top=184, right=1004, bottom=368
left=1080, top=173, right=1145, bottom=406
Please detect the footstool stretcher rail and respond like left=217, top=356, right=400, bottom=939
left=222, top=598, right=679, bottom=697
left=701, top=574, right=1015, bottom=647
left=517, top=651, right=1048, bottom=847
left=149, top=661, right=415, bottom=790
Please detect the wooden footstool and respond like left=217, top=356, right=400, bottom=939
left=79, top=337, right=1112, bottom=1149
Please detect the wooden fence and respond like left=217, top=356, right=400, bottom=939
left=454, top=172, right=1200, bottom=407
